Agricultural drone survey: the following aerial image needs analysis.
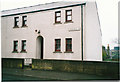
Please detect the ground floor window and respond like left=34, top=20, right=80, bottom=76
left=66, top=38, right=72, bottom=52
left=13, top=40, right=18, bottom=52
left=55, top=39, right=61, bottom=52
left=21, top=40, right=26, bottom=52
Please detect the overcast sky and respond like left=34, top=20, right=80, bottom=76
left=1, top=0, right=119, bottom=49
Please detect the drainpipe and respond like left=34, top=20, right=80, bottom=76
left=81, top=5, right=84, bottom=61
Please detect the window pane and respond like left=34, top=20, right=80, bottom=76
left=23, top=45, right=26, bottom=50
left=16, top=18, right=19, bottom=21
left=67, top=40, right=71, bottom=44
left=67, top=11, right=72, bottom=15
left=66, top=38, right=72, bottom=51
left=56, top=17, right=61, bottom=21
left=22, top=40, right=26, bottom=51
left=24, top=21, right=27, bottom=25
left=55, top=39, right=61, bottom=51
left=22, top=16, right=27, bottom=26
left=55, top=11, right=61, bottom=23
left=56, top=44, right=60, bottom=50
left=24, top=42, right=26, bottom=45
left=56, top=13, right=60, bottom=16
left=16, top=22, right=18, bottom=26
left=16, top=46, right=18, bottom=50
left=14, top=17, right=19, bottom=26
left=24, top=41, right=26, bottom=45
left=15, top=41, right=18, bottom=45
left=67, top=16, right=72, bottom=20
left=24, top=17, right=27, bottom=20
left=56, top=40, right=59, bottom=43
left=66, top=10, right=72, bottom=22
left=14, top=41, right=18, bottom=51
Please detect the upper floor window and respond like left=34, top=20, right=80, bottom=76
left=55, top=39, right=61, bottom=52
left=66, top=10, right=72, bottom=22
left=66, top=38, right=72, bottom=52
left=14, top=17, right=19, bottom=27
left=22, top=16, right=27, bottom=27
left=13, top=40, right=18, bottom=52
left=21, top=40, right=27, bottom=52
left=55, top=11, right=61, bottom=23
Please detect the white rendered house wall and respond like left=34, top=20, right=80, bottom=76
left=1, top=2, right=102, bottom=61
left=83, top=2, right=102, bottom=61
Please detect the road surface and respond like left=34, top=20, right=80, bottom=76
left=2, top=68, right=117, bottom=81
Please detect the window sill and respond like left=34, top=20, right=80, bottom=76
left=64, top=21, right=73, bottom=24
left=20, top=51, right=27, bottom=53
left=53, top=22, right=62, bottom=25
left=12, top=51, right=19, bottom=53
left=64, top=51, right=73, bottom=53
left=53, top=51, right=62, bottom=53
left=13, top=26, right=19, bottom=28
left=21, top=25, right=28, bottom=28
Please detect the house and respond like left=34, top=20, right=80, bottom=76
left=1, top=1, right=102, bottom=64
left=111, top=46, right=120, bottom=61
left=111, top=47, right=119, bottom=55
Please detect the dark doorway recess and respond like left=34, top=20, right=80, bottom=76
left=36, top=36, right=44, bottom=59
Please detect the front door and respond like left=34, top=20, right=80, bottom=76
left=36, top=36, right=43, bottom=59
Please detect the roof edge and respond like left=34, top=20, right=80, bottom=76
left=1, top=3, right=86, bottom=17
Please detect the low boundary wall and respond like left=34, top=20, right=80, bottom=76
left=32, top=59, right=119, bottom=79
left=2, top=58, right=24, bottom=69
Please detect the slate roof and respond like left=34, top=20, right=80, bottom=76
left=1, top=1, right=86, bottom=17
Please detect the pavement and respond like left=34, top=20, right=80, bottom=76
left=2, top=68, right=117, bottom=81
